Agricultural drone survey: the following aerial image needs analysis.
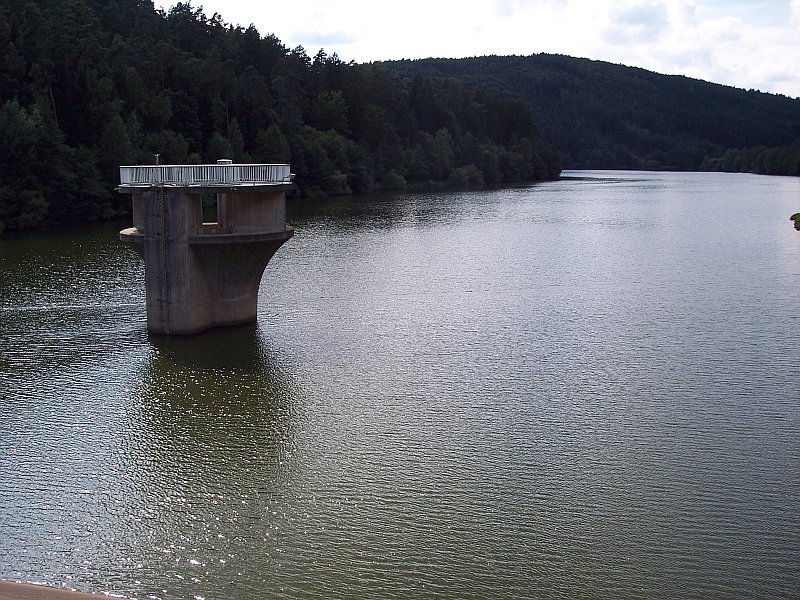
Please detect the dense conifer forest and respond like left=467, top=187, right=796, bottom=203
left=380, top=56, right=800, bottom=174
left=0, top=0, right=562, bottom=233
left=3, top=1, right=800, bottom=234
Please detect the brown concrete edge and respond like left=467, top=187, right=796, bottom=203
left=120, top=225, right=295, bottom=246
left=0, top=581, right=126, bottom=600
left=188, top=225, right=294, bottom=245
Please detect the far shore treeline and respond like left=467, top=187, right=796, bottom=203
left=381, top=56, right=800, bottom=175
left=0, top=0, right=562, bottom=233
left=2, top=1, right=799, bottom=234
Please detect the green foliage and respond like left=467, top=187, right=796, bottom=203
left=701, top=139, right=800, bottom=176
left=205, top=132, right=233, bottom=162
left=145, top=130, right=189, bottom=164
left=227, top=119, right=247, bottom=162
left=1, top=0, right=566, bottom=231
left=0, top=99, right=110, bottom=228
left=8, top=2, right=800, bottom=234
left=448, top=164, right=485, bottom=188
left=380, top=55, right=800, bottom=174
left=381, top=170, right=407, bottom=190
left=311, top=90, right=350, bottom=134
left=253, top=125, right=290, bottom=163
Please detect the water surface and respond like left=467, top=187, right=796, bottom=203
left=1, top=171, right=799, bottom=598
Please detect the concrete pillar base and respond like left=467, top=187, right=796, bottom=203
left=120, top=226, right=293, bottom=335
left=118, top=178, right=293, bottom=336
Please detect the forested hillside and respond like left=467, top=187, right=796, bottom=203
left=5, top=1, right=799, bottom=234
left=380, top=55, right=800, bottom=174
left=0, top=1, right=561, bottom=233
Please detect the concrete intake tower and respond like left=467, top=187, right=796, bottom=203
left=118, top=160, right=294, bottom=335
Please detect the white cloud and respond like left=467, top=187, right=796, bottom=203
left=603, top=0, right=671, bottom=44
left=494, top=0, right=568, bottom=19
left=791, top=0, right=800, bottom=25
left=295, top=29, right=359, bottom=48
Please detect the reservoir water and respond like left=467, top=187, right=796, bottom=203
left=1, top=170, right=798, bottom=599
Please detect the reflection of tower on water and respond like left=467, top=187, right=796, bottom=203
left=149, top=322, right=270, bottom=373
left=103, top=323, right=305, bottom=598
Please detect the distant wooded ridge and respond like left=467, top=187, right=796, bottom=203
left=377, top=55, right=800, bottom=175
left=1, top=1, right=798, bottom=234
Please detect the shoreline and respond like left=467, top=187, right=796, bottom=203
left=0, top=581, right=117, bottom=600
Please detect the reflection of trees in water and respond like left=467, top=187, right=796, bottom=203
left=1, top=223, right=146, bottom=380
left=287, top=188, right=503, bottom=234
left=106, top=323, right=306, bottom=598
left=2, top=223, right=144, bottom=311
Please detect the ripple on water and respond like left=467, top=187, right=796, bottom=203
left=2, top=173, right=800, bottom=598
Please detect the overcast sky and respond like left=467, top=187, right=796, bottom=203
left=160, top=0, right=800, bottom=98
